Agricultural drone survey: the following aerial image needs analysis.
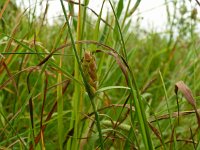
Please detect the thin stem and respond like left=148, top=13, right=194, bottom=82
left=59, top=1, right=104, bottom=149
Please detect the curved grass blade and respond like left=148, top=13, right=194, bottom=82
left=175, top=81, right=200, bottom=128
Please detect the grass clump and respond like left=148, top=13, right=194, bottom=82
left=1, top=0, right=200, bottom=149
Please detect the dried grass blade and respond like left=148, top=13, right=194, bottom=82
left=2, top=61, right=18, bottom=95
left=175, top=81, right=200, bottom=127
left=148, top=122, right=162, bottom=145
left=0, top=0, right=10, bottom=19
left=30, top=101, right=57, bottom=150
left=96, top=50, right=128, bottom=83
left=30, top=80, right=70, bottom=149
left=175, top=81, right=196, bottom=107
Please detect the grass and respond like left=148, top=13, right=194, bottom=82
left=1, top=0, right=200, bottom=149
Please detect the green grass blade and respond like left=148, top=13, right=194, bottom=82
left=59, top=1, right=104, bottom=149
left=159, top=70, right=177, bottom=149
left=108, top=0, right=127, bottom=61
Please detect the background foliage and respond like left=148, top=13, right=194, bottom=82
left=1, top=0, right=200, bottom=149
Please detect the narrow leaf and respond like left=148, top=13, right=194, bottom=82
left=116, top=0, right=124, bottom=19
left=175, top=81, right=200, bottom=128
left=175, top=81, right=196, bottom=107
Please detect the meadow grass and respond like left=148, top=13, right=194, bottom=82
left=1, top=0, right=200, bottom=149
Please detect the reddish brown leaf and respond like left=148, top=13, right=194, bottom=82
left=96, top=50, right=128, bottom=83
left=29, top=80, right=71, bottom=150
left=2, top=61, right=18, bottom=95
left=175, top=81, right=200, bottom=128
left=148, top=122, right=162, bottom=145
left=29, top=101, right=57, bottom=150
left=175, top=81, right=196, bottom=107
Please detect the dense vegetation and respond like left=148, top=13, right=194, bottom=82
left=1, top=0, right=200, bottom=149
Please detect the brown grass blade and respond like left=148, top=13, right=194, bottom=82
left=148, top=122, right=162, bottom=145
left=96, top=49, right=128, bottom=83
left=175, top=81, right=200, bottom=128
left=29, top=101, right=57, bottom=150
left=150, top=109, right=200, bottom=123
left=0, top=0, right=10, bottom=19
left=0, top=66, right=39, bottom=90
left=175, top=81, right=196, bottom=107
left=155, top=139, right=197, bottom=149
left=29, top=80, right=71, bottom=150
left=2, top=61, right=18, bottom=95
left=195, top=0, right=200, bottom=7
